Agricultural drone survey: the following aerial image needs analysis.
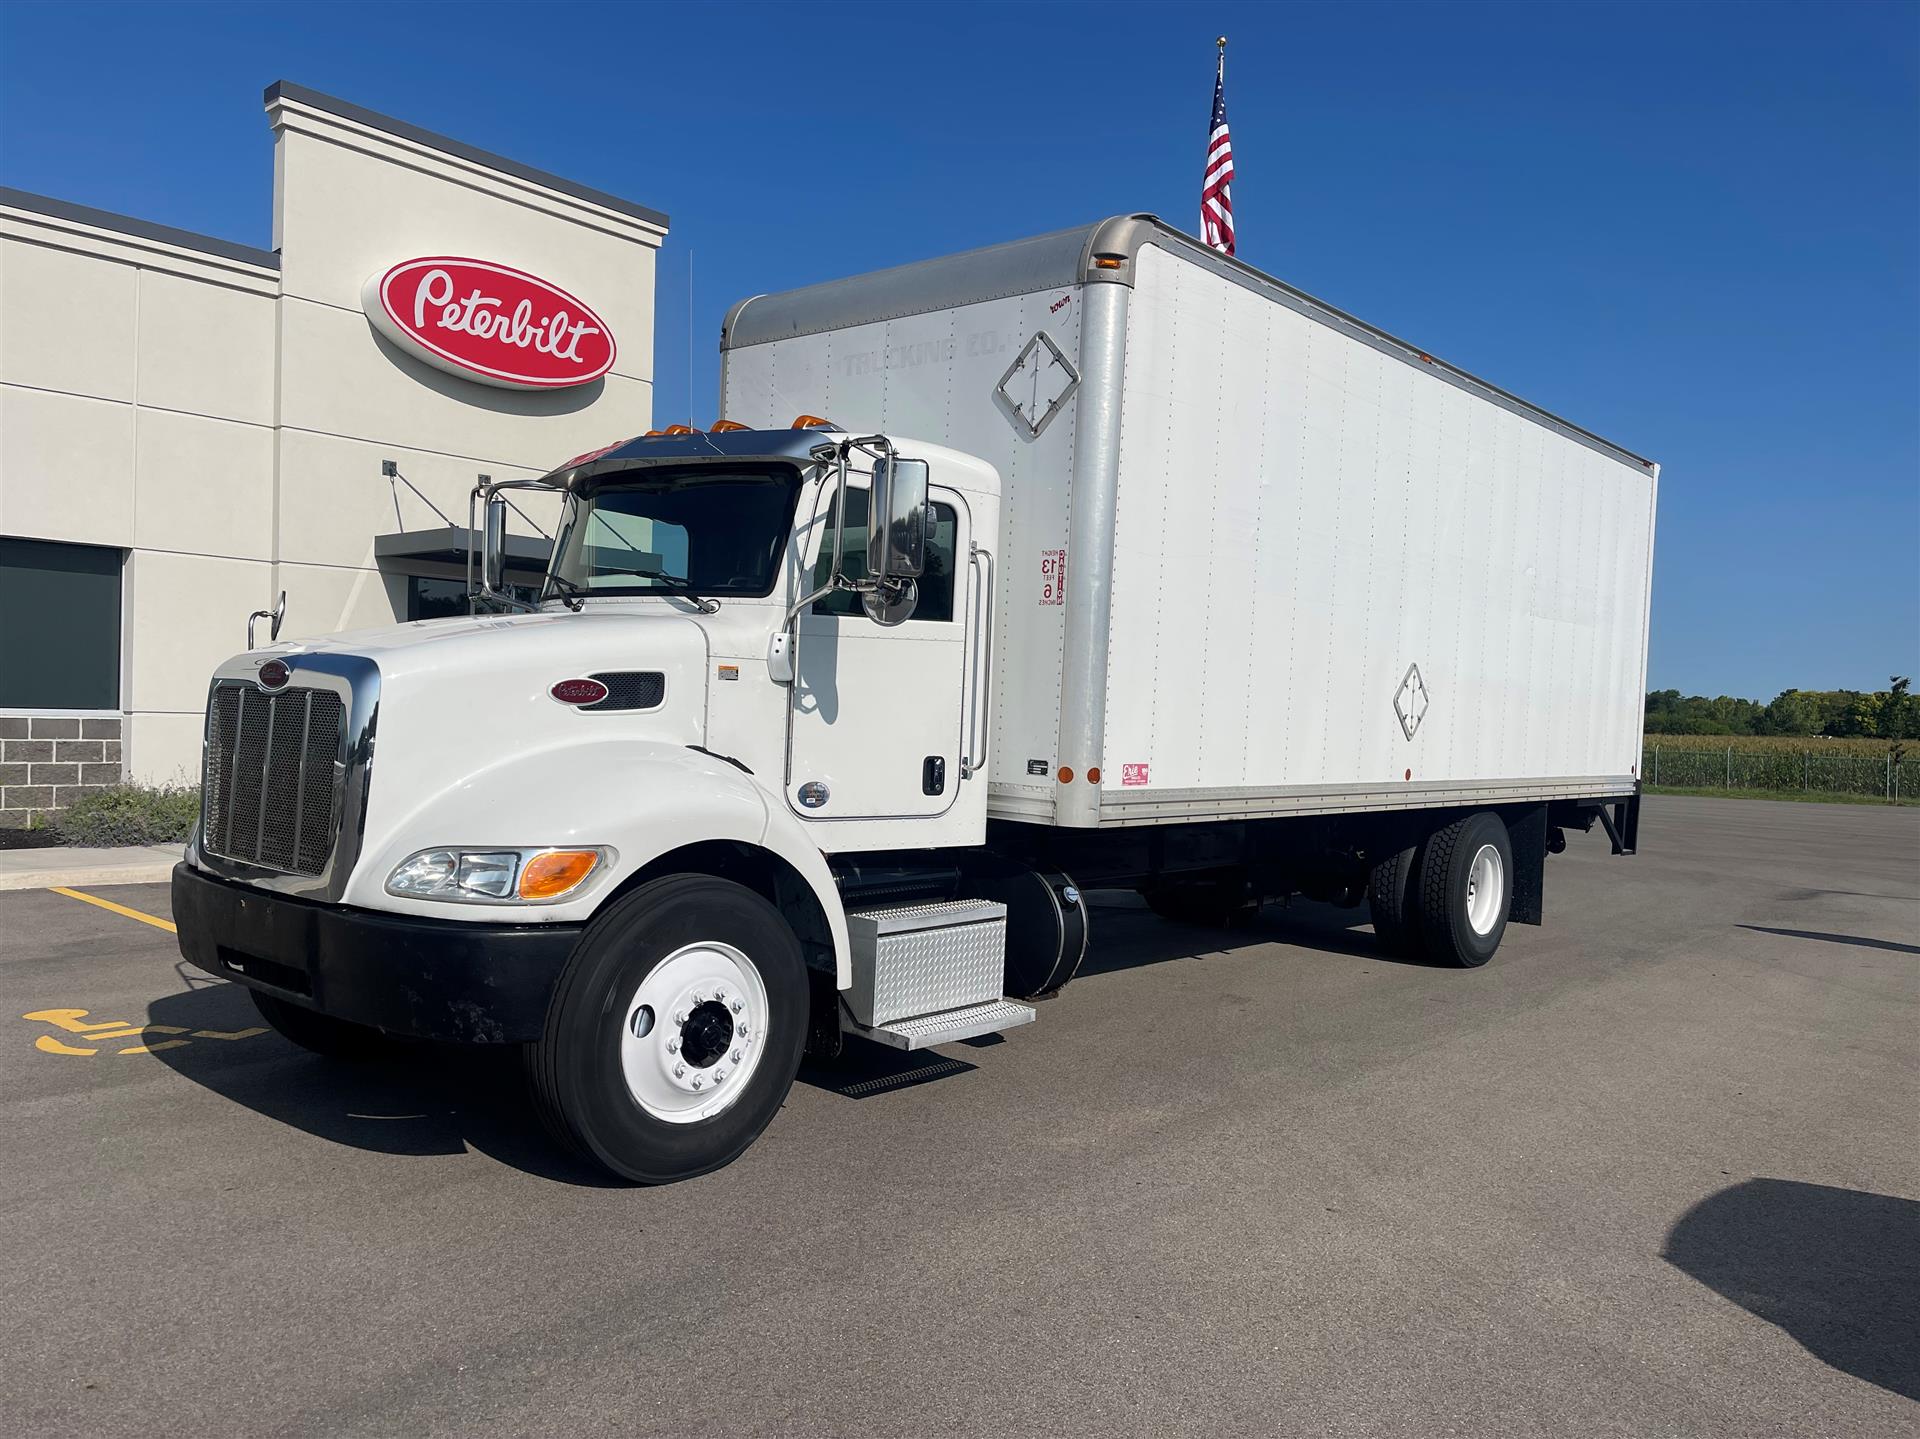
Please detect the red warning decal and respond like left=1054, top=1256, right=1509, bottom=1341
left=1121, top=763, right=1150, bottom=787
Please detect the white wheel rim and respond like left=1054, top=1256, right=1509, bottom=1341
left=1465, top=843, right=1505, bottom=936
left=618, top=941, right=769, bottom=1124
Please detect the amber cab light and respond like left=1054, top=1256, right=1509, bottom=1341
left=709, top=419, right=749, bottom=432
left=791, top=414, right=836, bottom=429
left=519, top=850, right=601, bottom=900
left=550, top=678, right=609, bottom=706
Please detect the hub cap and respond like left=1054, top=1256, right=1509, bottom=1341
left=618, top=941, right=767, bottom=1124
left=1465, top=843, right=1505, bottom=936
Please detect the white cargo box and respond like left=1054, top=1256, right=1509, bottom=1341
left=723, top=216, right=1657, bottom=830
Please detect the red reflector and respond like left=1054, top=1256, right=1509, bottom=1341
left=550, top=678, right=609, bottom=706
left=258, top=659, right=290, bottom=689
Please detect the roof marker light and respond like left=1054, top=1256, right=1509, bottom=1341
left=662, top=424, right=699, bottom=435
left=791, top=414, right=837, bottom=430
left=709, top=420, right=749, bottom=433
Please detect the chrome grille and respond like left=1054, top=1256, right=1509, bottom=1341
left=202, top=683, right=346, bottom=875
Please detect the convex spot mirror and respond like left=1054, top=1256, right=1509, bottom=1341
left=867, top=456, right=928, bottom=582
left=483, top=495, right=509, bottom=593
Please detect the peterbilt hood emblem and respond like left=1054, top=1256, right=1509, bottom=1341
left=258, top=659, right=291, bottom=690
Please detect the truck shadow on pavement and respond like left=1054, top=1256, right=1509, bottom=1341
left=138, top=901, right=1402, bottom=1185
left=144, top=976, right=627, bottom=1188
left=1664, top=1177, right=1920, bottom=1402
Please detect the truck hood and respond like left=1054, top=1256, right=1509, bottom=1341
left=263, top=609, right=708, bottom=688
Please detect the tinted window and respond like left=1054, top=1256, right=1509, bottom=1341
left=0, top=537, right=122, bottom=709
left=550, top=467, right=802, bottom=598
left=811, top=493, right=958, bottom=623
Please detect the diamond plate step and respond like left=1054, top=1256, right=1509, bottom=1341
left=846, top=997, right=1036, bottom=1052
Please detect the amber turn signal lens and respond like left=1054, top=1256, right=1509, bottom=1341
left=709, top=419, right=749, bottom=432
left=518, top=850, right=600, bottom=900
left=1086, top=767, right=1102, bottom=784
left=1057, top=766, right=1075, bottom=783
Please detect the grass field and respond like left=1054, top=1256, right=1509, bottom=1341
left=1641, top=734, right=1916, bottom=805
left=1643, top=733, right=1899, bottom=757
left=1641, top=784, right=1917, bottom=807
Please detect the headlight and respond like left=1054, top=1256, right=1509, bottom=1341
left=385, top=847, right=608, bottom=903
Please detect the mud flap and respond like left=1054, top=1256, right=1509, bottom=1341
left=1506, top=804, right=1547, bottom=926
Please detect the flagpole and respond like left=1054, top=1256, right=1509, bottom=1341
left=1217, top=34, right=1226, bottom=85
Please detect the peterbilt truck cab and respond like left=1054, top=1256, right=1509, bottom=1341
left=173, top=423, right=1024, bottom=1183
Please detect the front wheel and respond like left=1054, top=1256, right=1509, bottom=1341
left=528, top=874, right=809, bottom=1183
left=1416, top=811, right=1513, bottom=968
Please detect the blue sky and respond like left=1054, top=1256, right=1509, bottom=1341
left=2, top=0, right=1914, bottom=698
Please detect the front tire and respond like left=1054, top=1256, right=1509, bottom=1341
left=529, top=874, right=808, bottom=1184
left=1416, top=811, right=1513, bottom=968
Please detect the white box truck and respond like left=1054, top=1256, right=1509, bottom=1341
left=174, top=216, right=1657, bottom=1182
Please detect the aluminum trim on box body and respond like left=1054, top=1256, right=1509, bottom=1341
left=1052, top=280, right=1128, bottom=829
left=1094, top=775, right=1638, bottom=827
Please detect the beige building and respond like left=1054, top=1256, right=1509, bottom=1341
left=0, top=82, right=667, bottom=822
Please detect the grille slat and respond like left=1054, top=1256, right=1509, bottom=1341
left=203, top=683, right=345, bottom=877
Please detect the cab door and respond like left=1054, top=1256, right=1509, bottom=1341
left=786, top=485, right=970, bottom=820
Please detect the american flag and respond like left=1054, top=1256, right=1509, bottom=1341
left=1201, top=60, right=1235, bottom=255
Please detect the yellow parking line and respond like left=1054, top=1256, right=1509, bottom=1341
left=49, top=887, right=176, bottom=934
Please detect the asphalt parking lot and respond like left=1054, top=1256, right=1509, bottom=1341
left=3, top=795, right=1916, bottom=1436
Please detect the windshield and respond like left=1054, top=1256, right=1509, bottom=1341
left=546, top=466, right=802, bottom=601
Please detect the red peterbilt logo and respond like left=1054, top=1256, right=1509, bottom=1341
left=360, top=257, right=616, bottom=390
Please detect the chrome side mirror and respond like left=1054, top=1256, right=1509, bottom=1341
left=867, top=456, right=928, bottom=581
left=247, top=590, right=286, bottom=649
left=483, top=496, right=509, bottom=593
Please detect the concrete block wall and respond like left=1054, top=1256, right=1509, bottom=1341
left=0, top=716, right=125, bottom=826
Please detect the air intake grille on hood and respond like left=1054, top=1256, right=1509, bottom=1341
left=581, top=671, right=666, bottom=712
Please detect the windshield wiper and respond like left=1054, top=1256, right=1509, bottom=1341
left=542, top=572, right=586, bottom=612
left=579, top=565, right=720, bottom=613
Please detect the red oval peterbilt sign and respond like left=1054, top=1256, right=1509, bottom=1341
left=361, top=257, right=616, bottom=390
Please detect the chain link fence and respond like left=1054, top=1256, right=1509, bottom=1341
left=1642, top=746, right=1919, bottom=802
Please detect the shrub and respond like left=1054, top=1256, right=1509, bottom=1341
left=55, top=784, right=201, bottom=847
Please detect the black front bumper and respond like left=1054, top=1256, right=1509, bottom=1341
left=171, top=863, right=582, bottom=1043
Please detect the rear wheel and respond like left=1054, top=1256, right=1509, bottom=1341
left=1367, top=842, right=1427, bottom=958
left=529, top=874, right=808, bottom=1184
left=1416, top=811, right=1512, bottom=968
left=250, top=990, right=388, bottom=1059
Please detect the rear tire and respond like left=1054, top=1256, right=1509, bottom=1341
left=1367, top=842, right=1427, bottom=958
left=1416, top=811, right=1512, bottom=968
left=250, top=990, right=388, bottom=1059
left=528, top=874, right=808, bottom=1184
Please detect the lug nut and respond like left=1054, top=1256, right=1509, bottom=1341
left=713, top=1069, right=726, bottom=1083
left=730, top=1000, right=743, bottom=1014
left=667, top=1039, right=679, bottom=1054
left=674, top=1010, right=688, bottom=1025
left=691, top=1076, right=703, bottom=1089
left=730, top=1049, right=742, bottom=1063
left=674, top=1063, right=685, bottom=1077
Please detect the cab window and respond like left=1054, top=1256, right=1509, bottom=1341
left=811, top=491, right=958, bottom=623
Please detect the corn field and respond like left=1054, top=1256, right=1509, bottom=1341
left=1641, top=744, right=1919, bottom=802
